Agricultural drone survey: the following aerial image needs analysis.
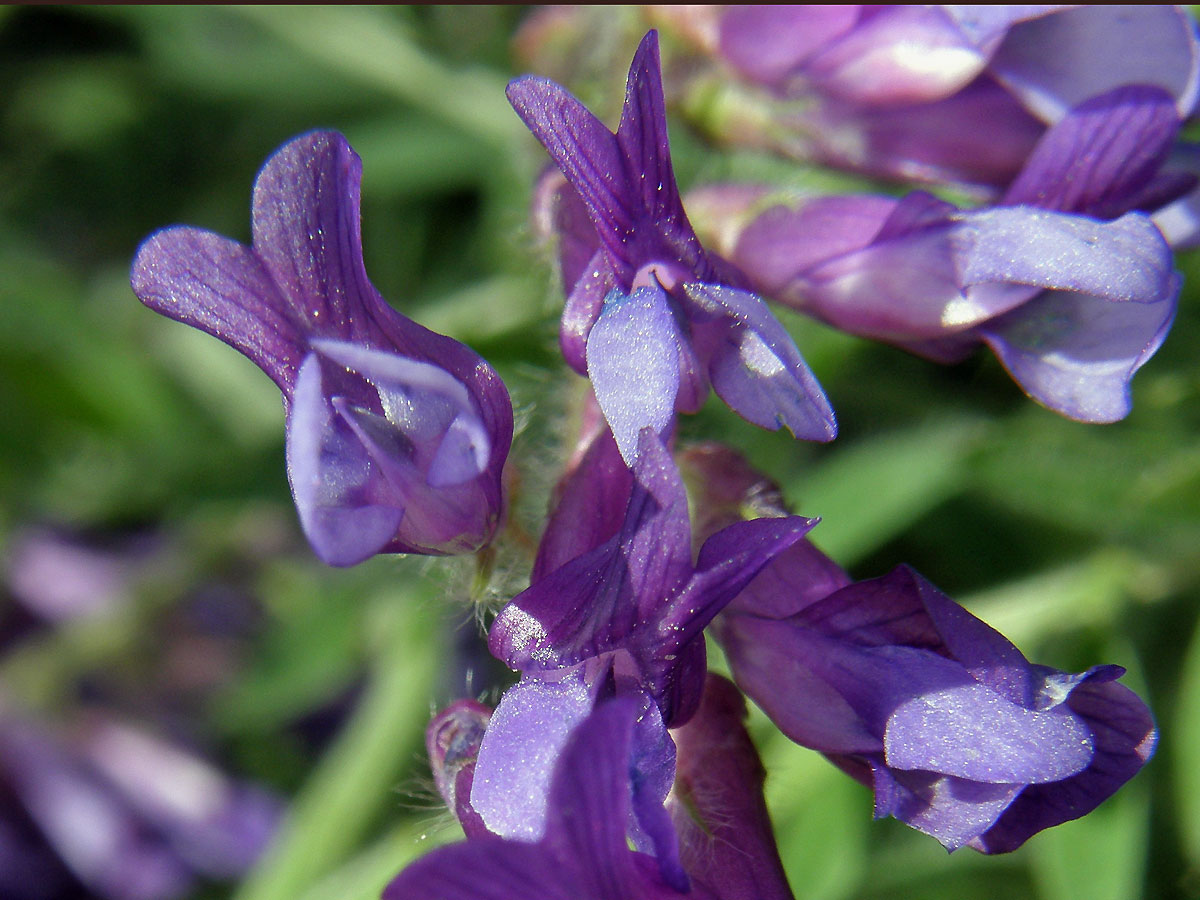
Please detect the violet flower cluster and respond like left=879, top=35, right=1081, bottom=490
left=677, top=4, right=1199, bottom=422
left=127, top=12, right=1173, bottom=900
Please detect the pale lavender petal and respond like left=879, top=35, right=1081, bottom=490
left=718, top=5, right=861, bottom=87
left=685, top=283, right=836, bottom=441
left=286, top=354, right=404, bottom=567
left=470, top=673, right=595, bottom=842
left=586, top=286, right=682, bottom=465
left=989, top=5, right=1200, bottom=121
left=670, top=675, right=795, bottom=900
left=803, top=6, right=987, bottom=105
left=956, top=208, right=1176, bottom=303
left=1003, top=86, right=1181, bottom=216
left=980, top=284, right=1179, bottom=423
left=131, top=228, right=304, bottom=393
left=885, top=684, right=1093, bottom=783
left=872, top=766, right=1021, bottom=851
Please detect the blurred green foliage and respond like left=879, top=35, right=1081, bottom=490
left=1, top=7, right=1198, bottom=900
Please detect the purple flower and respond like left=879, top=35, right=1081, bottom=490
left=677, top=443, right=1156, bottom=852
left=724, top=85, right=1184, bottom=421
left=508, top=30, right=835, bottom=464
left=714, top=563, right=1156, bottom=853
left=131, top=131, right=513, bottom=566
left=394, top=677, right=794, bottom=900
left=386, top=698, right=712, bottom=900
left=467, top=429, right=813, bottom=876
left=704, top=6, right=1200, bottom=191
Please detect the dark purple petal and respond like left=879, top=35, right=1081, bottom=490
left=979, top=283, right=1179, bottom=423
left=670, top=675, right=795, bottom=900
left=724, top=538, right=852, bottom=619
left=717, top=613, right=882, bottom=754
left=685, top=283, right=837, bottom=441
left=615, top=32, right=708, bottom=278
left=131, top=228, right=304, bottom=393
left=586, top=286, right=683, bottom=465
left=506, top=76, right=639, bottom=286
left=663, top=515, right=818, bottom=653
left=718, top=5, right=861, bottom=88
left=470, top=673, right=595, bottom=841
left=561, top=249, right=612, bottom=375
left=384, top=839, right=576, bottom=900
left=490, top=431, right=691, bottom=670
left=1003, top=86, right=1181, bottom=217
left=532, top=426, right=632, bottom=583
left=989, top=5, right=1200, bottom=121
left=802, top=6, right=988, bottom=106
left=974, top=678, right=1157, bottom=853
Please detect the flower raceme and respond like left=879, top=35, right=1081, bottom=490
left=508, top=30, right=836, bottom=465
left=131, top=131, right=512, bottom=566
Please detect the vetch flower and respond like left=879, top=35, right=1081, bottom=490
left=715, top=564, right=1156, bottom=853
left=386, top=698, right=714, bottom=900
left=723, top=85, right=1185, bottom=422
left=509, top=30, right=835, bottom=464
left=396, top=677, right=796, bottom=900
left=469, top=429, right=814, bottom=874
left=681, top=443, right=1156, bottom=852
left=132, top=131, right=512, bottom=566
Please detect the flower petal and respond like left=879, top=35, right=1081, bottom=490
left=974, top=677, right=1157, bottom=853
left=979, top=284, right=1180, bottom=423
left=586, top=286, right=682, bottom=466
left=989, top=5, right=1200, bottom=121
left=717, top=5, right=861, bottom=88
left=670, top=674, right=795, bottom=900
left=956, top=208, right=1176, bottom=303
left=131, top=227, right=304, bottom=392
left=885, top=683, right=1093, bottom=783
left=285, top=354, right=404, bottom=567
left=685, top=283, right=837, bottom=441
left=470, top=673, right=595, bottom=842
left=1003, top=86, right=1182, bottom=216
